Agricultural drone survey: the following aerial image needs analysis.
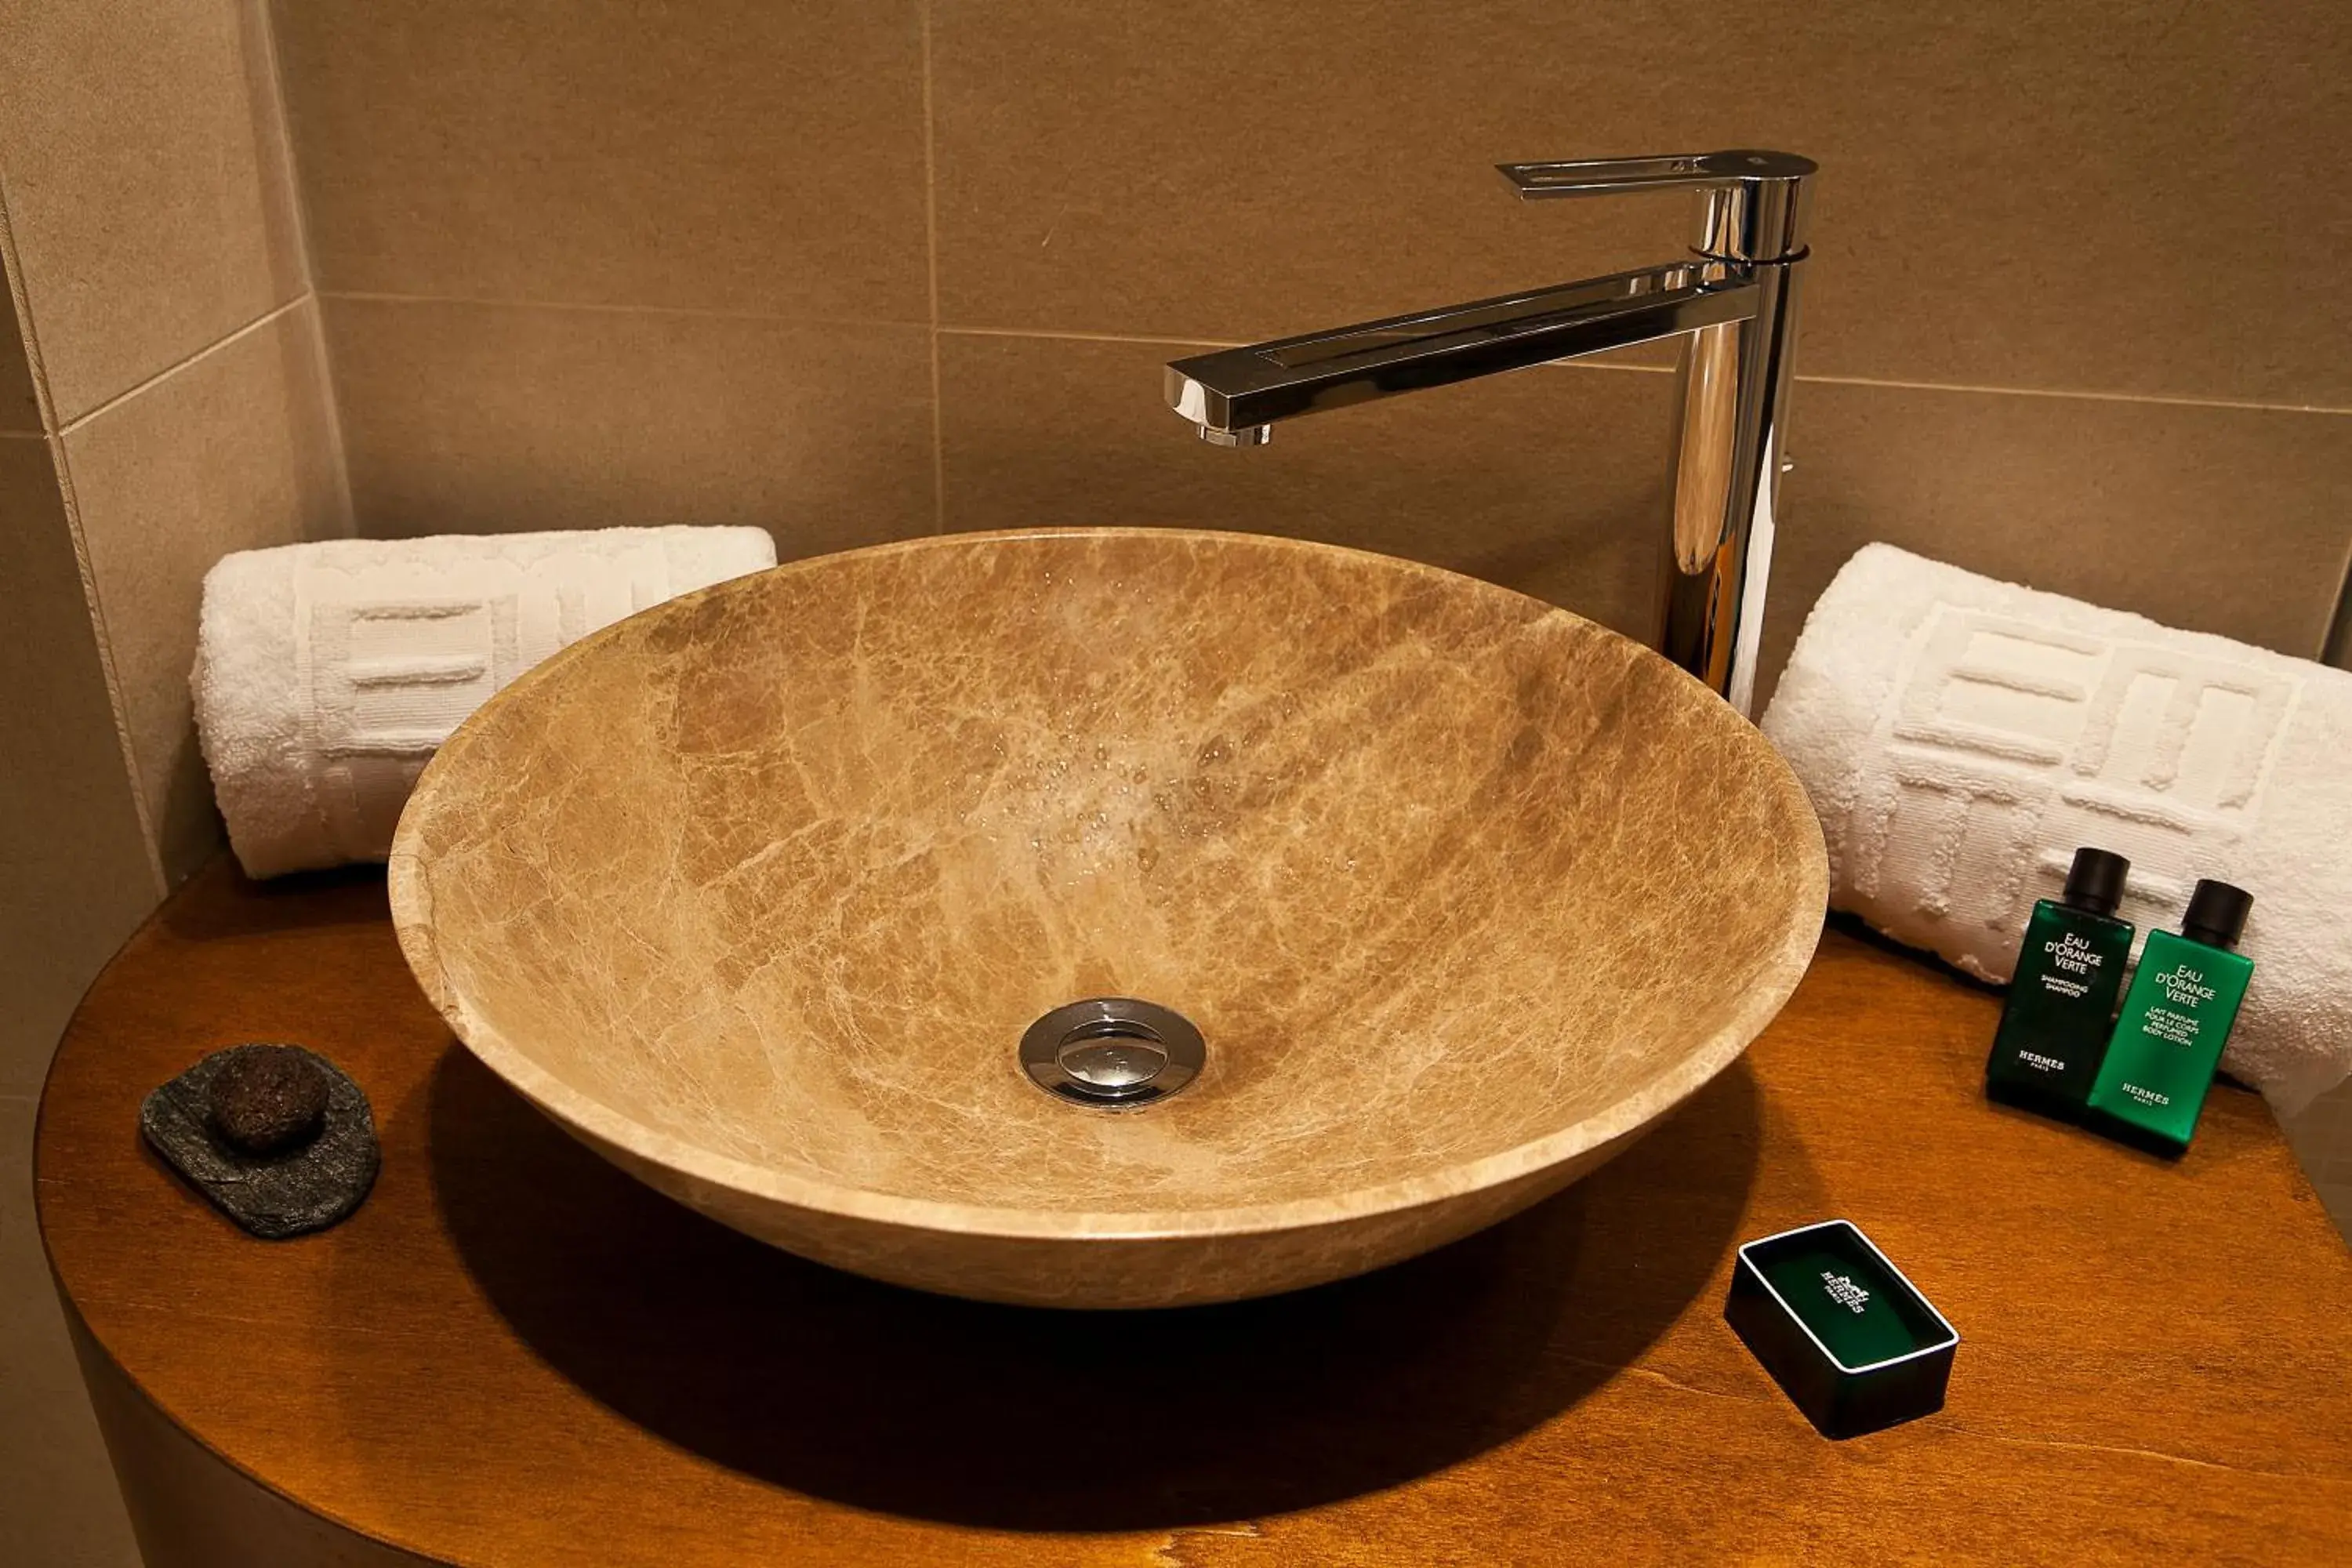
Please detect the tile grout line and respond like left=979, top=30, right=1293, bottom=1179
left=939, top=324, right=1252, bottom=352
left=53, top=295, right=310, bottom=439
left=311, top=295, right=2352, bottom=419
left=253, top=0, right=358, bottom=540
left=929, top=326, right=1621, bottom=375
left=320, top=289, right=932, bottom=333
left=1796, top=370, right=2352, bottom=417
left=943, top=323, right=1677, bottom=376
left=918, top=3, right=946, bottom=535
left=0, top=173, right=168, bottom=897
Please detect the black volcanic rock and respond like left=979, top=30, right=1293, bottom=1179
left=206, top=1044, right=332, bottom=1154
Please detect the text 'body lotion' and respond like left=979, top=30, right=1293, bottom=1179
left=2087, top=879, right=2255, bottom=1154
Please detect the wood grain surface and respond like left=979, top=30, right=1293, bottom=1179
left=36, top=856, right=2352, bottom=1566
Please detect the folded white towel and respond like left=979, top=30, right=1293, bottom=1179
left=193, top=527, right=776, bottom=880
left=1762, top=544, right=2352, bottom=1116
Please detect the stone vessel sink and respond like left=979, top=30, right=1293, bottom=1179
left=389, top=528, right=1826, bottom=1308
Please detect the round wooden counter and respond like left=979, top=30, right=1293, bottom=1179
left=38, top=858, right=2352, bottom=1566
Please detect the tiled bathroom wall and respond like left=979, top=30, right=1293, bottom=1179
left=264, top=1, right=2352, bottom=697
left=3, top=0, right=350, bottom=887
left=0, top=2, right=349, bottom=1563
left=3, top=2, right=2350, bottom=1560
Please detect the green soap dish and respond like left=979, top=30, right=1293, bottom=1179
left=1724, top=1219, right=1958, bottom=1439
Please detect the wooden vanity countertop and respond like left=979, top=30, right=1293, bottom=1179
left=37, top=856, right=2352, bottom=1566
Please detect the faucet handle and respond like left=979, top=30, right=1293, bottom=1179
left=1497, top=150, right=1815, bottom=264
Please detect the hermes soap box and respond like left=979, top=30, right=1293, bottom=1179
left=1724, top=1219, right=1958, bottom=1439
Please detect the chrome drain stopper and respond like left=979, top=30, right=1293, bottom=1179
left=1020, top=998, right=1203, bottom=1109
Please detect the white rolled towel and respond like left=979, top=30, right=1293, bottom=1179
left=1762, top=543, right=2352, bottom=1116
left=194, top=526, right=776, bottom=880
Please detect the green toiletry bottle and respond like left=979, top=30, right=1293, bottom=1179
left=2086, top=880, right=2255, bottom=1154
left=1985, top=846, right=2133, bottom=1114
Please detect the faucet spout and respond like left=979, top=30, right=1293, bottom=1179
left=1164, top=260, right=1755, bottom=434
left=1163, top=150, right=1815, bottom=718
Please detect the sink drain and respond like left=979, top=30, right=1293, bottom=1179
left=1021, top=999, right=1203, bottom=1109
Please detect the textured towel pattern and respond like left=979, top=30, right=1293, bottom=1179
left=1762, top=544, right=2351, bottom=1115
left=194, top=527, right=776, bottom=879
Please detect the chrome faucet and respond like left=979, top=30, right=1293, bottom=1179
left=1165, top=151, right=1816, bottom=717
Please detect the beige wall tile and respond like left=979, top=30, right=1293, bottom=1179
left=2328, top=564, right=2352, bottom=672
left=0, top=1098, right=140, bottom=1566
left=324, top=296, right=937, bottom=561
left=1759, top=384, right=2352, bottom=707
left=61, top=304, right=346, bottom=884
left=0, top=0, right=304, bottom=421
left=931, top=1, right=2351, bottom=406
left=938, top=332, right=1671, bottom=639
left=274, top=1, right=929, bottom=321
left=0, top=291, right=42, bottom=432
left=0, top=437, right=157, bottom=1098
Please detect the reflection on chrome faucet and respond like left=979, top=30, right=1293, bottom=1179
left=1165, top=151, right=1816, bottom=718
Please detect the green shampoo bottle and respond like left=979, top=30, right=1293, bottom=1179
left=1985, top=847, right=2133, bottom=1114
left=2087, top=880, right=2255, bottom=1154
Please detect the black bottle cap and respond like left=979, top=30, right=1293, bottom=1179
left=2181, top=879, right=2253, bottom=949
left=2060, top=847, right=2129, bottom=918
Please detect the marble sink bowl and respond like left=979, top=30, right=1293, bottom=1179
left=389, top=529, right=1826, bottom=1308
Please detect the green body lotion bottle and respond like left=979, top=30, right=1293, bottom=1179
left=2087, top=880, right=2255, bottom=1154
left=1985, top=847, right=2133, bottom=1114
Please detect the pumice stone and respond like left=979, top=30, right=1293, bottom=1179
left=207, top=1044, right=332, bottom=1153
left=140, top=1044, right=379, bottom=1239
